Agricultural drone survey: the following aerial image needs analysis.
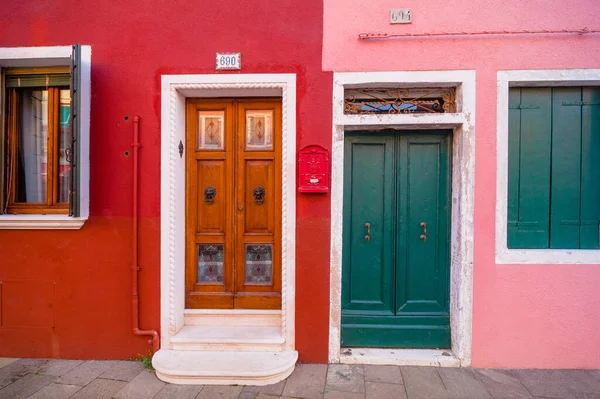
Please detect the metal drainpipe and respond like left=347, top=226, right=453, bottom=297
left=131, top=116, right=160, bottom=353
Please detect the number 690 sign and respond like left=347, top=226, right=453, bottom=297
left=215, top=53, right=241, bottom=70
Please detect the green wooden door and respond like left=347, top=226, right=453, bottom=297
left=342, top=131, right=452, bottom=348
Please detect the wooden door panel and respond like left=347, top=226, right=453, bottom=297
left=396, top=135, right=450, bottom=315
left=196, top=160, right=226, bottom=234
left=342, top=134, right=396, bottom=314
left=234, top=100, right=282, bottom=309
left=244, top=159, right=275, bottom=234
left=185, top=100, right=235, bottom=309
left=186, top=98, right=281, bottom=310
left=341, top=131, right=451, bottom=349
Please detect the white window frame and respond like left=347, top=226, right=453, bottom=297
left=0, top=46, right=91, bottom=230
left=496, top=69, right=600, bottom=264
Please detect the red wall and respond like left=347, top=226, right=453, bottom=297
left=0, top=0, right=332, bottom=362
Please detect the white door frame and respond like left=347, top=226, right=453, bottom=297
left=329, top=71, right=476, bottom=365
left=160, top=74, right=297, bottom=351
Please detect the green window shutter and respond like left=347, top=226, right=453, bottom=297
left=507, top=88, right=552, bottom=249
left=69, top=44, right=82, bottom=217
left=5, top=74, right=70, bottom=88
left=507, top=88, right=522, bottom=246
left=550, top=88, right=583, bottom=249
left=579, top=87, right=600, bottom=249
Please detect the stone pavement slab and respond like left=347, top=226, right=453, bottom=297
left=58, top=360, right=115, bottom=386
left=239, top=392, right=260, bottom=399
left=1, top=357, right=600, bottom=399
left=282, top=364, right=328, bottom=399
left=365, top=381, right=407, bottom=399
left=153, top=383, right=204, bottom=399
left=195, top=385, right=242, bottom=398
left=438, top=367, right=492, bottom=399
left=70, top=378, right=127, bottom=399
left=0, top=373, right=56, bottom=399
left=577, top=394, right=600, bottom=399
left=0, top=359, right=17, bottom=370
left=28, top=383, right=82, bottom=399
left=255, top=394, right=282, bottom=399
left=0, top=362, right=40, bottom=390
left=39, top=359, right=84, bottom=377
left=364, top=364, right=403, bottom=384
left=474, top=369, right=533, bottom=399
left=242, top=378, right=287, bottom=396
left=326, top=364, right=365, bottom=393
left=113, top=369, right=166, bottom=399
left=13, top=359, right=48, bottom=369
left=99, top=360, right=144, bottom=382
left=513, top=369, right=598, bottom=399
left=324, top=389, right=365, bottom=399
left=401, top=366, right=451, bottom=399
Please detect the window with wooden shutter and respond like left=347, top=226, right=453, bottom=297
left=508, top=87, right=600, bottom=249
left=1, top=45, right=83, bottom=217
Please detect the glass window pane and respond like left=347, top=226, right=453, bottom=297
left=198, top=111, right=224, bottom=150
left=197, top=244, right=224, bottom=283
left=245, top=244, right=273, bottom=285
left=58, top=89, right=72, bottom=203
left=15, top=89, right=48, bottom=203
left=246, top=110, right=273, bottom=150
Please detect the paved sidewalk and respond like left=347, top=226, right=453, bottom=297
left=1, top=358, right=599, bottom=399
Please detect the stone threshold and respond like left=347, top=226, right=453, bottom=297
left=339, top=348, right=461, bottom=367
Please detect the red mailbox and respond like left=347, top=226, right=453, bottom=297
left=298, top=145, right=329, bottom=193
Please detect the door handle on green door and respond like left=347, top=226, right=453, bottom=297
left=420, top=222, right=427, bottom=242
left=364, top=222, right=371, bottom=242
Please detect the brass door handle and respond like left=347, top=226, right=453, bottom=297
left=420, top=222, right=427, bottom=242
left=364, top=222, right=371, bottom=242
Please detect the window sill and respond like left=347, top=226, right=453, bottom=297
left=0, top=215, right=87, bottom=230
left=496, top=247, right=600, bottom=265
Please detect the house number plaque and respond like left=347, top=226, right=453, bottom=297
left=215, top=53, right=241, bottom=70
left=390, top=9, right=412, bottom=24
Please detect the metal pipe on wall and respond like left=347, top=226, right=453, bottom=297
left=131, top=116, right=160, bottom=353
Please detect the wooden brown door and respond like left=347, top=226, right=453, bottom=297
left=185, top=98, right=282, bottom=310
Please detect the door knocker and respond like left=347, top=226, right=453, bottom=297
left=204, top=186, right=216, bottom=204
left=253, top=186, right=265, bottom=205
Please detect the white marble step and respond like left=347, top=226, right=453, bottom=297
left=170, top=325, right=285, bottom=351
left=184, top=309, right=281, bottom=327
left=153, top=349, right=298, bottom=385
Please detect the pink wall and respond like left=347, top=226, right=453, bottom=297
left=323, top=0, right=600, bottom=368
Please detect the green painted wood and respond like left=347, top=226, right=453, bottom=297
left=342, top=131, right=451, bottom=349
left=550, top=88, right=583, bottom=249
left=580, top=87, right=600, bottom=249
left=342, top=134, right=396, bottom=314
left=342, top=324, right=450, bottom=349
left=396, top=134, right=450, bottom=317
left=507, top=88, right=522, bottom=245
left=507, top=88, right=552, bottom=249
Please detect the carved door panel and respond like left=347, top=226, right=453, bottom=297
left=185, top=98, right=281, bottom=310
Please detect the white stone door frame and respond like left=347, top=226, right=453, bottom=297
left=329, top=71, right=476, bottom=366
left=160, top=74, right=297, bottom=351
